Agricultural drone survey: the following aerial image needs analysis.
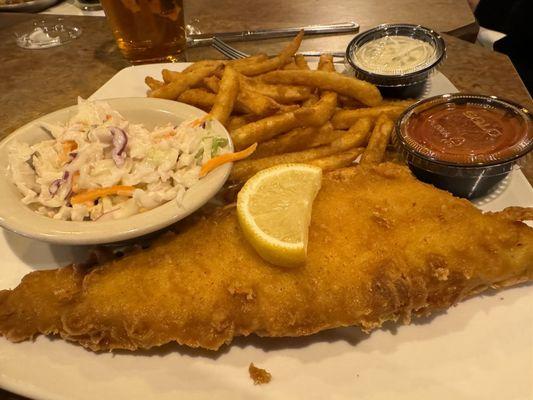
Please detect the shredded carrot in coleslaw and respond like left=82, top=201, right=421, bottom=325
left=200, top=143, right=257, bottom=177
left=71, top=185, right=135, bottom=205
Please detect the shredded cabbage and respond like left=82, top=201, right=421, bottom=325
left=8, top=98, right=228, bottom=221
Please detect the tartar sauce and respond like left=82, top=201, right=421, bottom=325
left=353, top=35, right=436, bottom=75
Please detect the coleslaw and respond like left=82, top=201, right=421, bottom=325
left=8, top=98, right=229, bottom=221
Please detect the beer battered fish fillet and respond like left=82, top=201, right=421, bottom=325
left=1, top=163, right=532, bottom=351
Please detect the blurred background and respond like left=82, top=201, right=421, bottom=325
left=1, top=0, right=530, bottom=94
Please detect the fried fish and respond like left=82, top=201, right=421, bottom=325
left=1, top=163, right=532, bottom=351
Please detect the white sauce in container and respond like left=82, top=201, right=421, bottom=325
left=353, top=35, right=436, bottom=75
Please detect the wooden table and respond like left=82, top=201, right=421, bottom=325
left=184, top=0, right=479, bottom=42
left=0, top=5, right=531, bottom=399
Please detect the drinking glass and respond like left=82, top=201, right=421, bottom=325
left=100, top=0, right=186, bottom=64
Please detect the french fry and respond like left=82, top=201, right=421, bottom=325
left=182, top=60, right=225, bottom=73
left=338, top=96, right=366, bottom=108
left=294, top=54, right=310, bottom=70
left=307, top=147, right=365, bottom=171
left=231, top=109, right=310, bottom=150
left=163, top=64, right=228, bottom=83
left=330, top=117, right=373, bottom=151
left=237, top=88, right=282, bottom=116
left=360, top=114, right=394, bottom=165
left=145, top=76, right=164, bottom=90
left=181, top=56, right=269, bottom=74
left=252, top=122, right=338, bottom=159
left=317, top=49, right=361, bottom=113
left=227, top=54, right=268, bottom=67
left=317, top=54, right=334, bottom=72
left=383, top=149, right=403, bottom=164
left=230, top=144, right=339, bottom=182
left=230, top=118, right=372, bottom=181
left=161, top=68, right=182, bottom=83
left=209, top=66, right=240, bottom=126
left=203, top=75, right=220, bottom=93
left=204, top=71, right=282, bottom=117
left=277, top=104, right=301, bottom=113
left=147, top=31, right=411, bottom=174
left=294, top=54, right=338, bottom=126
left=331, top=105, right=406, bottom=129
left=149, top=80, right=188, bottom=100
left=302, top=95, right=319, bottom=107
left=232, top=30, right=304, bottom=76
left=178, top=89, right=217, bottom=112
left=149, top=65, right=221, bottom=100
left=239, top=76, right=312, bottom=103
left=282, top=60, right=299, bottom=70
left=252, top=126, right=318, bottom=158
left=300, top=55, right=324, bottom=106
left=228, top=114, right=262, bottom=131
left=178, top=89, right=250, bottom=114
left=294, top=91, right=337, bottom=126
left=308, top=123, right=345, bottom=147
left=261, top=70, right=382, bottom=106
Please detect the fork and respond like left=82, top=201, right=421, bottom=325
left=211, top=37, right=345, bottom=60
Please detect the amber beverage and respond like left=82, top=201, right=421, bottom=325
left=100, top=0, right=186, bottom=64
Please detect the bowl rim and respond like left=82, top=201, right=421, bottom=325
left=393, top=93, right=533, bottom=169
left=345, top=23, right=446, bottom=84
left=0, top=97, right=233, bottom=245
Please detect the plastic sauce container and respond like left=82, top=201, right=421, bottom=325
left=393, top=94, right=533, bottom=198
left=345, top=24, right=446, bottom=98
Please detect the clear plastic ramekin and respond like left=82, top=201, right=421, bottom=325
left=345, top=24, right=446, bottom=98
left=392, top=93, right=533, bottom=198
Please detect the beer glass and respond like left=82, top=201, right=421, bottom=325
left=100, top=0, right=186, bottom=64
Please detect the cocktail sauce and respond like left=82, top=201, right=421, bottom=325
left=405, top=102, right=531, bottom=164
left=394, top=94, right=533, bottom=198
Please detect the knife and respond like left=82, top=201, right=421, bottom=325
left=187, top=21, right=359, bottom=47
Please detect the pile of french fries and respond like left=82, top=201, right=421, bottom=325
left=145, top=31, right=414, bottom=183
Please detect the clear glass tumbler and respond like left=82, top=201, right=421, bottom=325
left=100, top=0, right=186, bottom=64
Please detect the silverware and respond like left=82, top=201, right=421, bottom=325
left=189, top=21, right=358, bottom=47
left=212, top=37, right=249, bottom=59
left=299, top=51, right=345, bottom=58
left=211, top=37, right=345, bottom=61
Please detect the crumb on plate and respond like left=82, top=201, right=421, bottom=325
left=249, top=363, right=272, bottom=385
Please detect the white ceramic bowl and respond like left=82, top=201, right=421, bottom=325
left=0, top=98, right=233, bottom=245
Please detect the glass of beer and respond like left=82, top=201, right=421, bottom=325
left=100, top=0, right=186, bottom=64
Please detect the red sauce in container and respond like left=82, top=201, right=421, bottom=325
left=405, top=102, right=531, bottom=164
left=394, top=94, right=533, bottom=198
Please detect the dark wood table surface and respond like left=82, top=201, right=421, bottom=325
left=0, top=2, right=531, bottom=399
left=184, top=0, right=479, bottom=42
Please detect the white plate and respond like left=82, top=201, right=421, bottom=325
left=1, top=64, right=532, bottom=400
left=0, top=97, right=233, bottom=245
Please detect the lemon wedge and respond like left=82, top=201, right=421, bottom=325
left=237, top=163, right=322, bottom=267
